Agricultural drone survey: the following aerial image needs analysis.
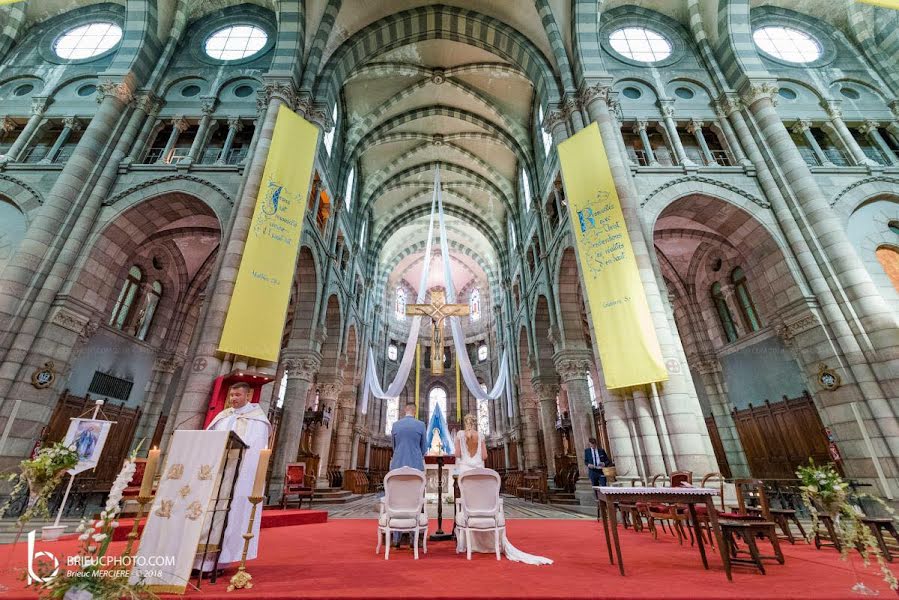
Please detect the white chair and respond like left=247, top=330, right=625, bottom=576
left=455, top=468, right=505, bottom=560
left=376, top=467, right=428, bottom=560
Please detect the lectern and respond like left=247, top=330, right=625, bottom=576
left=425, top=454, right=455, bottom=541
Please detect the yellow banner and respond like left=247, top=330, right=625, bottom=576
left=218, top=105, right=318, bottom=362
left=857, top=0, right=899, bottom=9
left=0, top=1, right=25, bottom=5
left=557, top=122, right=667, bottom=389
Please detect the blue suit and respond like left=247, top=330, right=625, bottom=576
left=390, top=415, right=427, bottom=471
left=585, top=446, right=611, bottom=487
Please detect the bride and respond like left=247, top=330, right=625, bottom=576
left=454, top=414, right=552, bottom=565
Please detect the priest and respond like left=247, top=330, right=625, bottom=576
left=196, top=382, right=272, bottom=573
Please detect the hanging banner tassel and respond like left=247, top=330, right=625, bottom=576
left=415, top=343, right=421, bottom=419
left=456, top=353, right=462, bottom=421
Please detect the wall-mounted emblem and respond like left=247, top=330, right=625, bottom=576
left=31, top=362, right=56, bottom=389
left=817, top=364, right=841, bottom=391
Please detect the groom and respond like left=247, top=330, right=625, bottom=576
left=390, top=402, right=427, bottom=470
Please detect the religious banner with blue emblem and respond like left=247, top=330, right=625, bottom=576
left=426, top=403, right=454, bottom=455
left=218, top=105, right=318, bottom=362
left=558, top=122, right=667, bottom=388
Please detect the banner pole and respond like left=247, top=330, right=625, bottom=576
left=415, top=343, right=421, bottom=419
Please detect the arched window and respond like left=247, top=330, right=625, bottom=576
left=469, top=288, right=481, bottom=321
left=135, top=281, right=162, bottom=341
left=587, top=373, right=598, bottom=408
left=323, top=104, right=337, bottom=155
left=428, top=386, right=447, bottom=418
left=477, top=344, right=488, bottom=362
left=521, top=169, right=532, bottom=211
left=731, top=267, right=761, bottom=332
left=478, top=383, right=490, bottom=435
left=395, top=287, right=407, bottom=320
left=538, top=105, right=552, bottom=157
left=711, top=282, right=738, bottom=343
left=110, top=266, right=142, bottom=330
left=387, top=343, right=398, bottom=361
left=359, top=219, right=366, bottom=248
left=344, top=168, right=355, bottom=210
left=876, top=246, right=899, bottom=293
left=509, top=221, right=517, bottom=249
left=385, top=397, right=399, bottom=435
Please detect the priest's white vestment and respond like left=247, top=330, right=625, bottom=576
left=199, top=402, right=272, bottom=568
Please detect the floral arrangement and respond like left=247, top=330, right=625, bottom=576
left=0, top=442, right=79, bottom=525
left=31, top=453, right=156, bottom=600
left=796, top=459, right=897, bottom=591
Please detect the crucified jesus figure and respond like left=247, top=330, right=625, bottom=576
left=405, top=288, right=469, bottom=375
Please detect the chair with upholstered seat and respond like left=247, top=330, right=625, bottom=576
left=456, top=468, right=506, bottom=560
left=281, top=462, right=315, bottom=509
left=376, top=467, right=428, bottom=560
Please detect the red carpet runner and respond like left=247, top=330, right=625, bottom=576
left=110, top=508, right=328, bottom=541
left=3, top=519, right=892, bottom=599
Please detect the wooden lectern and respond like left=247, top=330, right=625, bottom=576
left=425, top=455, right=455, bottom=541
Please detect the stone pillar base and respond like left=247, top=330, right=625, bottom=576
left=574, top=480, right=597, bottom=506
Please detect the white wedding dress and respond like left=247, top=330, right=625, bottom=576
left=454, top=431, right=553, bottom=565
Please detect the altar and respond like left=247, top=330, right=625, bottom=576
left=424, top=454, right=455, bottom=504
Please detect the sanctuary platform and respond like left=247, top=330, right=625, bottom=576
left=4, top=518, right=893, bottom=599
left=105, top=508, right=328, bottom=541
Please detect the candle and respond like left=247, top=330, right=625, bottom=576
left=140, top=447, right=160, bottom=498
left=251, top=448, right=271, bottom=498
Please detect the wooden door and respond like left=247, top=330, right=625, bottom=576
left=704, top=416, right=732, bottom=479
left=731, top=391, right=834, bottom=479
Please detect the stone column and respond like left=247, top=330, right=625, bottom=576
left=633, top=119, right=657, bottom=165
left=2, top=96, right=49, bottom=162
left=658, top=101, right=693, bottom=166
left=313, top=378, right=342, bottom=487
left=269, top=351, right=320, bottom=500
left=350, top=427, right=362, bottom=469
left=713, top=104, right=750, bottom=166
left=216, top=117, right=244, bottom=164
left=41, top=116, right=81, bottom=163
left=553, top=349, right=598, bottom=503
left=532, top=377, right=560, bottom=479
left=157, top=116, right=187, bottom=163
left=581, top=84, right=716, bottom=475
left=790, top=119, right=831, bottom=166
left=333, top=391, right=357, bottom=474
left=693, top=356, right=750, bottom=478
left=719, top=283, right=746, bottom=338
left=519, top=395, right=541, bottom=469
left=823, top=101, right=877, bottom=166
left=186, top=97, right=216, bottom=163
left=168, top=82, right=297, bottom=435
left=687, top=119, right=714, bottom=165
left=859, top=120, right=897, bottom=165
left=136, top=354, right=183, bottom=443
left=124, top=93, right=163, bottom=164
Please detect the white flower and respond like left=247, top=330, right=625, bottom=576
left=92, top=533, right=107, bottom=542
left=75, top=523, right=84, bottom=533
left=95, top=520, right=104, bottom=528
left=110, top=521, right=119, bottom=528
left=78, top=533, right=89, bottom=541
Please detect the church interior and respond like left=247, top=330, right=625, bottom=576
left=0, top=0, right=898, bottom=597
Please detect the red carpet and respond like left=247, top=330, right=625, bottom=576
left=3, top=519, right=894, bottom=599
left=110, top=508, right=328, bottom=541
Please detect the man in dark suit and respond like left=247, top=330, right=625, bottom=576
left=584, top=437, right=611, bottom=487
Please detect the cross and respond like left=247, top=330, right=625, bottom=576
left=405, top=288, right=469, bottom=375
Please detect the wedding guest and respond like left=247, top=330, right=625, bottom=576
left=585, top=437, right=611, bottom=487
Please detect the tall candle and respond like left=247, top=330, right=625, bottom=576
left=251, top=448, right=271, bottom=498
left=140, top=448, right=160, bottom=498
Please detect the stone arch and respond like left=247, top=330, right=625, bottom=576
left=0, top=197, right=27, bottom=276
left=314, top=5, right=563, bottom=110
left=287, top=246, right=320, bottom=349
left=831, top=176, right=899, bottom=220
left=531, top=295, right=556, bottom=379
left=105, top=175, right=232, bottom=227
left=845, top=196, right=899, bottom=317
left=0, top=174, right=43, bottom=218
left=319, top=294, right=343, bottom=379
left=555, top=247, right=588, bottom=351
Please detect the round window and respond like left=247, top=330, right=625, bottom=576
left=77, top=84, right=97, bottom=97
left=204, top=25, right=268, bottom=61
left=674, top=87, right=695, bottom=100
left=840, top=87, right=860, bottom=100
left=234, top=85, right=254, bottom=98
left=622, top=87, right=642, bottom=100
left=609, top=27, right=672, bottom=63
left=13, top=84, right=34, bottom=97
left=778, top=87, right=797, bottom=100
left=54, top=22, right=122, bottom=60
left=753, top=26, right=821, bottom=63
left=181, top=85, right=201, bottom=97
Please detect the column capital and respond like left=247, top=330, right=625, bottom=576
left=31, top=96, right=51, bottom=116
left=62, top=116, right=82, bottom=132
left=790, top=118, right=812, bottom=134
left=134, top=91, right=163, bottom=116
left=542, top=107, right=567, bottom=135
left=261, top=78, right=299, bottom=110
left=306, top=102, right=334, bottom=132
left=657, top=100, right=676, bottom=118
left=715, top=93, right=744, bottom=117
left=633, top=119, right=651, bottom=134
left=686, top=119, right=704, bottom=134
left=226, top=116, right=244, bottom=131
left=531, top=376, right=560, bottom=401
left=858, top=120, right=880, bottom=135
left=200, top=96, right=217, bottom=115
left=552, top=349, right=593, bottom=382
left=171, top=116, right=189, bottom=132
left=739, top=81, right=779, bottom=108
left=578, top=82, right=610, bottom=108
left=890, top=99, right=899, bottom=120
left=282, top=350, right=322, bottom=382
left=0, top=116, right=16, bottom=133
left=96, top=80, right=135, bottom=105
left=318, top=379, right=344, bottom=401
left=153, top=353, right=184, bottom=374
left=821, top=99, right=843, bottom=120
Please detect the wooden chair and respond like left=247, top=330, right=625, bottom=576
left=639, top=472, right=695, bottom=545
left=742, top=481, right=807, bottom=544
left=718, top=480, right=784, bottom=574
left=861, top=517, right=899, bottom=562
left=281, top=462, right=315, bottom=509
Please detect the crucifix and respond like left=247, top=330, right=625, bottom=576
left=406, top=288, right=469, bottom=375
